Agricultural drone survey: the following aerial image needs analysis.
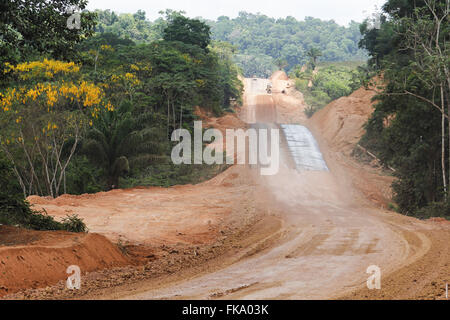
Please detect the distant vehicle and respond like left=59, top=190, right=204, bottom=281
left=252, top=77, right=258, bottom=81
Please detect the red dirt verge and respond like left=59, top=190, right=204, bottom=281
left=0, top=226, right=130, bottom=297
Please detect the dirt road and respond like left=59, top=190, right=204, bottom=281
left=10, top=73, right=448, bottom=300
left=104, top=76, right=449, bottom=300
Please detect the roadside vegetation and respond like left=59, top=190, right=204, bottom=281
left=358, top=0, right=450, bottom=219
left=93, top=10, right=367, bottom=77
left=1, top=0, right=448, bottom=230
left=0, top=154, right=87, bottom=231
left=0, top=1, right=242, bottom=230
left=290, top=59, right=366, bottom=117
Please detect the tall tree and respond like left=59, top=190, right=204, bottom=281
left=359, top=0, right=450, bottom=214
left=82, top=101, right=166, bottom=190
left=0, top=0, right=97, bottom=69
left=163, top=15, right=211, bottom=50
left=306, top=47, right=322, bottom=70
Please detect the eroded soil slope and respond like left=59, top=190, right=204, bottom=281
left=3, top=107, right=268, bottom=299
left=0, top=226, right=130, bottom=297
left=3, top=72, right=449, bottom=300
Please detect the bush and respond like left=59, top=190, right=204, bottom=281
left=415, top=201, right=450, bottom=220
left=65, top=156, right=104, bottom=195
left=26, top=209, right=66, bottom=231
left=61, top=214, right=88, bottom=233
left=304, top=105, right=317, bottom=118
left=0, top=154, right=88, bottom=232
left=295, top=79, right=308, bottom=92
left=294, top=63, right=363, bottom=117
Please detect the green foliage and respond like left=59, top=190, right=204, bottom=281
left=92, top=10, right=367, bottom=78
left=94, top=9, right=155, bottom=42
left=61, top=214, right=88, bottom=232
left=295, top=78, right=309, bottom=92
left=163, top=15, right=211, bottom=50
left=387, top=202, right=399, bottom=212
left=93, top=9, right=187, bottom=43
left=415, top=201, right=450, bottom=220
left=209, top=13, right=367, bottom=76
left=0, top=154, right=87, bottom=231
left=0, top=0, right=97, bottom=71
left=304, top=105, right=316, bottom=118
left=362, top=96, right=443, bottom=215
left=358, top=0, right=450, bottom=217
left=234, top=53, right=276, bottom=78
left=306, top=47, right=322, bottom=70
left=293, top=63, right=363, bottom=117
left=0, top=154, right=33, bottom=227
left=121, top=163, right=230, bottom=188
left=275, top=58, right=288, bottom=71
left=0, top=59, right=111, bottom=198
left=65, top=156, right=103, bottom=195
left=0, top=8, right=244, bottom=202
left=210, top=41, right=244, bottom=108
left=72, top=13, right=244, bottom=191
left=81, top=100, right=167, bottom=190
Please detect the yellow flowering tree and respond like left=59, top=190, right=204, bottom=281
left=0, top=60, right=112, bottom=197
left=109, top=71, right=141, bottom=102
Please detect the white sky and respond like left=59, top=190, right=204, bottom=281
left=86, top=0, right=387, bottom=26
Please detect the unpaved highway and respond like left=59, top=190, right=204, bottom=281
left=11, top=75, right=448, bottom=300
left=108, top=78, right=448, bottom=300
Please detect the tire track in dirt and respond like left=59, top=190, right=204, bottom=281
left=109, top=78, right=416, bottom=300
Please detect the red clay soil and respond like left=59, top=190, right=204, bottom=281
left=3, top=73, right=449, bottom=300
left=96, top=75, right=449, bottom=300
left=271, top=71, right=307, bottom=123
left=194, top=106, right=248, bottom=133
left=26, top=165, right=256, bottom=247
left=310, top=86, right=377, bottom=155
left=1, top=109, right=259, bottom=299
left=0, top=226, right=130, bottom=297
left=307, top=84, right=394, bottom=208
left=194, top=106, right=249, bottom=152
left=270, top=70, right=289, bottom=81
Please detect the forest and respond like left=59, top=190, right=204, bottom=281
left=0, top=2, right=242, bottom=230
left=0, top=0, right=449, bottom=233
left=359, top=0, right=449, bottom=218
left=93, top=9, right=367, bottom=77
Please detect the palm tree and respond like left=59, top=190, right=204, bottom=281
left=275, top=58, right=288, bottom=71
left=82, top=101, right=167, bottom=190
left=306, top=47, right=322, bottom=70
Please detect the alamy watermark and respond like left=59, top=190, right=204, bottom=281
left=366, top=265, right=381, bottom=290
left=171, top=121, right=280, bottom=176
left=66, top=265, right=81, bottom=290
left=66, top=6, right=81, bottom=30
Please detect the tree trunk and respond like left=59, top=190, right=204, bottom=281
left=167, top=95, right=170, bottom=138
left=172, top=101, right=176, bottom=130
left=441, top=103, right=447, bottom=198
left=180, top=104, right=183, bottom=129
left=94, top=50, right=99, bottom=73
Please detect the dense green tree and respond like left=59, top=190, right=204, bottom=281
left=306, top=47, right=323, bottom=70
left=359, top=0, right=450, bottom=216
left=210, top=41, right=244, bottom=107
left=275, top=58, right=288, bottom=71
left=208, top=12, right=367, bottom=76
left=163, top=15, right=211, bottom=50
left=292, top=62, right=362, bottom=116
left=0, top=153, right=86, bottom=231
left=0, top=0, right=97, bottom=69
left=82, top=101, right=167, bottom=189
left=0, top=9, right=245, bottom=201
left=93, top=10, right=367, bottom=77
